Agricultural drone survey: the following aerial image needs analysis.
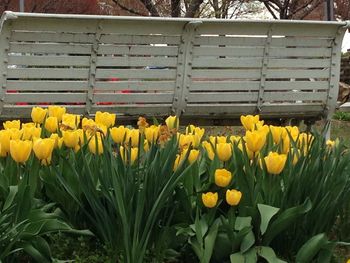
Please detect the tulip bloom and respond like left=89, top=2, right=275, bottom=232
left=33, top=138, right=55, bottom=164
left=48, top=106, right=66, bottom=122
left=215, top=168, right=232, bottom=187
left=3, top=120, right=20, bottom=130
left=264, top=152, right=287, bottom=175
left=110, top=126, right=127, bottom=144
left=120, top=146, right=138, bottom=165
left=226, top=189, right=242, bottom=206
left=270, top=125, right=284, bottom=144
left=126, top=129, right=140, bottom=147
left=144, top=125, right=159, bottom=143
left=240, top=115, right=260, bottom=131
left=44, top=116, right=58, bottom=133
left=88, top=135, right=104, bottom=155
left=62, top=130, right=80, bottom=148
left=209, top=136, right=227, bottom=145
left=216, top=142, right=232, bottom=162
left=95, top=111, right=116, bottom=128
left=245, top=130, right=266, bottom=153
left=0, top=130, right=11, bottom=156
left=10, top=140, right=32, bottom=163
left=31, top=107, right=47, bottom=124
left=202, top=192, right=218, bottom=208
left=202, top=141, right=215, bottom=160
left=165, top=116, right=179, bottom=130
left=187, top=149, right=200, bottom=164
left=22, top=127, right=42, bottom=140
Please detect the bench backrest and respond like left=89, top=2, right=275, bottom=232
left=0, top=11, right=348, bottom=123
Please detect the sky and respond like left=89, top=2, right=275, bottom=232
left=342, top=31, right=350, bottom=52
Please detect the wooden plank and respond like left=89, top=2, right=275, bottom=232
left=188, top=92, right=258, bottom=102
left=197, top=23, right=339, bottom=37
left=90, top=104, right=173, bottom=116
left=191, top=69, right=261, bottom=79
left=98, top=45, right=178, bottom=56
left=264, top=91, right=327, bottom=101
left=1, top=105, right=86, bottom=118
left=94, top=80, right=175, bottom=91
left=10, top=43, right=92, bottom=54
left=190, top=80, right=329, bottom=91
left=193, top=46, right=331, bottom=57
left=96, top=56, right=177, bottom=67
left=194, top=36, right=332, bottom=47
left=8, top=55, right=91, bottom=66
left=93, top=93, right=173, bottom=103
left=100, top=34, right=181, bottom=45
left=96, top=69, right=176, bottom=79
left=266, top=69, right=329, bottom=79
left=4, top=93, right=86, bottom=103
left=7, top=68, right=89, bottom=79
left=7, top=80, right=89, bottom=91
left=192, top=57, right=330, bottom=68
left=11, top=31, right=95, bottom=43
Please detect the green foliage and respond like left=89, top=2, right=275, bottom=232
left=333, top=111, right=350, bottom=121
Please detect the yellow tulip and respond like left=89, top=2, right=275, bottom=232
left=3, top=120, right=20, bottom=130
left=22, top=127, right=41, bottom=140
left=215, top=168, right=232, bottom=187
left=10, top=140, right=32, bottom=163
left=120, top=146, right=138, bottom=165
left=283, top=126, right=299, bottom=141
left=264, top=152, right=287, bottom=175
left=230, top=135, right=241, bottom=144
left=187, top=149, right=200, bottom=164
left=297, top=133, right=314, bottom=149
left=48, top=106, right=66, bottom=122
left=202, top=141, right=215, bottom=160
left=240, top=115, right=260, bottom=131
left=0, top=130, right=11, bottom=156
left=22, top=122, right=36, bottom=129
left=216, top=142, right=232, bottom=162
left=226, top=189, right=242, bottom=206
left=209, top=136, right=227, bottom=145
left=186, top=125, right=205, bottom=140
left=291, top=148, right=300, bottom=165
left=202, top=192, right=218, bottom=208
left=126, top=129, right=140, bottom=147
left=44, top=116, right=58, bottom=133
left=179, top=134, right=194, bottom=150
left=9, top=128, right=23, bottom=140
left=269, top=125, right=284, bottom=144
left=245, top=130, right=266, bottom=153
left=33, top=138, right=55, bottom=161
left=31, top=107, right=47, bottom=124
left=165, top=116, right=179, bottom=130
left=173, top=154, right=181, bottom=171
left=144, top=140, right=150, bottom=152
left=110, top=126, right=127, bottom=144
left=237, top=141, right=255, bottom=160
left=144, top=125, right=159, bottom=143
left=62, top=130, right=79, bottom=148
left=282, top=135, right=291, bottom=154
left=88, top=136, right=104, bottom=155
left=62, top=114, right=80, bottom=129
left=95, top=111, right=116, bottom=128
left=50, top=133, right=60, bottom=148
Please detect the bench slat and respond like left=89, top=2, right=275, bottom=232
left=93, top=93, right=173, bottom=103
left=7, top=68, right=89, bottom=79
left=5, top=93, right=86, bottom=103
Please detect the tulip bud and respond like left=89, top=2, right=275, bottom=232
left=3, top=120, right=20, bottom=130
left=165, top=116, right=179, bottom=130
left=62, top=130, right=80, bottom=148
left=226, top=189, right=242, bottom=206
left=214, top=168, right=232, bottom=187
left=10, top=140, right=32, bottom=163
left=245, top=130, right=266, bottom=153
left=31, top=107, right=47, bottom=124
left=110, top=126, right=127, bottom=144
left=216, top=142, right=232, bottom=162
left=95, top=111, right=116, bottom=128
left=45, top=116, right=58, bottom=133
left=88, top=135, right=104, bottom=155
left=240, top=115, right=260, bottom=131
left=202, top=192, right=218, bottom=208
left=33, top=138, right=55, bottom=162
left=264, top=152, right=287, bottom=175
left=48, top=106, right=66, bottom=122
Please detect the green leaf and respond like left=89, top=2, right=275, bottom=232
left=203, top=219, right=220, bottom=263
left=257, top=246, right=287, bottom=263
left=258, top=204, right=280, bottom=235
left=240, top=230, right=255, bottom=253
left=230, top=252, right=245, bottom=263
left=3, top=186, right=17, bottom=211
left=245, top=248, right=258, bottom=262
left=295, top=233, right=329, bottom=263
left=235, top=216, right=252, bottom=231
left=263, top=198, right=312, bottom=245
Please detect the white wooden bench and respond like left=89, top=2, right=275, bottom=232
left=0, top=11, right=349, bottom=126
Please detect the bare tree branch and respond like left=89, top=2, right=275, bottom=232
left=263, top=2, right=279, bottom=18
left=171, top=0, right=181, bottom=17
left=111, top=0, right=145, bottom=16
left=139, top=0, right=160, bottom=16
left=185, top=0, right=204, bottom=17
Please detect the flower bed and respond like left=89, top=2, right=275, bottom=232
left=0, top=106, right=349, bottom=262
